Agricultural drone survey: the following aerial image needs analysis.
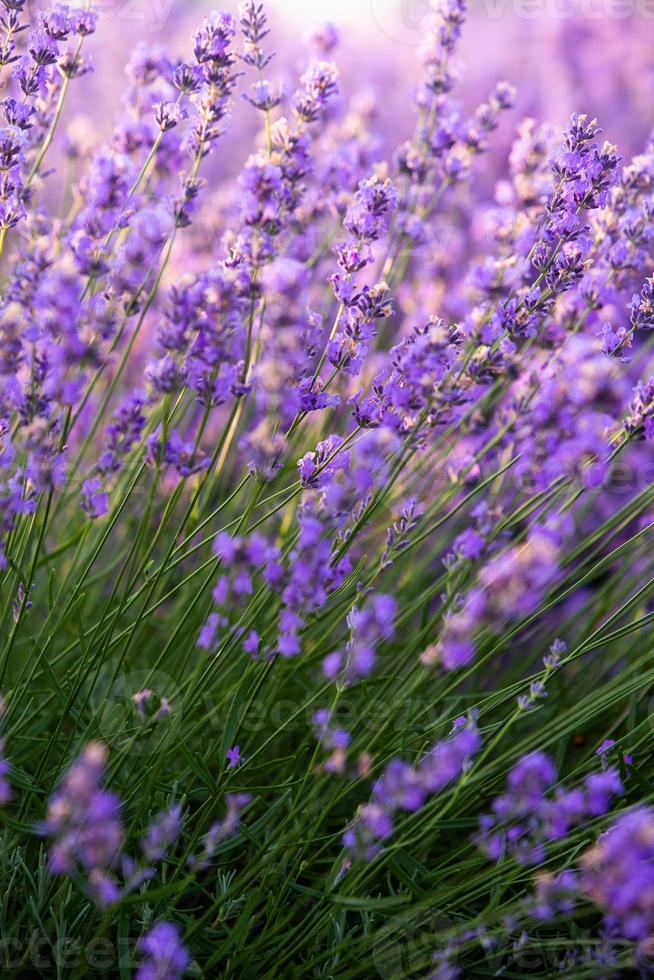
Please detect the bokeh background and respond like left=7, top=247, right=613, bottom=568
left=74, top=0, right=654, bottom=158
left=57, top=0, right=654, bottom=380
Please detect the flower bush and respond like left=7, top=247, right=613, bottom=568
left=1, top=0, right=654, bottom=976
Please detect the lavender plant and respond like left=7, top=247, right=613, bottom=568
left=1, top=0, right=654, bottom=976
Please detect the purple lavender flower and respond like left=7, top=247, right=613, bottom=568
left=0, top=737, right=11, bottom=804
left=136, top=922, right=190, bottom=980
left=191, top=794, right=252, bottom=869
left=1, top=4, right=654, bottom=973
left=345, top=716, right=480, bottom=860
left=41, top=743, right=124, bottom=905
left=580, top=807, right=654, bottom=941
left=97, top=392, right=147, bottom=476
left=274, top=504, right=352, bottom=657
left=194, top=12, right=236, bottom=65
left=323, top=593, right=396, bottom=681
left=308, top=22, right=339, bottom=56
left=81, top=478, right=109, bottom=519
left=313, top=710, right=351, bottom=773
left=298, top=434, right=350, bottom=489
left=433, top=521, right=567, bottom=671
left=294, top=61, right=339, bottom=124
left=239, top=1, right=273, bottom=70
left=624, top=376, right=654, bottom=440
left=532, top=870, right=578, bottom=920
left=142, top=805, right=183, bottom=863
left=478, top=752, right=623, bottom=865
left=133, top=689, right=171, bottom=720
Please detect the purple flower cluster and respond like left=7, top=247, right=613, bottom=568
left=191, top=792, right=252, bottom=870
left=199, top=530, right=281, bottom=654
left=136, top=922, right=189, bottom=980
left=41, top=742, right=124, bottom=905
left=276, top=505, right=353, bottom=657
left=200, top=500, right=356, bottom=661
left=0, top=736, right=11, bottom=804
left=3, top=0, right=654, bottom=973
left=313, top=709, right=350, bottom=774
left=579, top=807, right=654, bottom=941
left=42, top=743, right=182, bottom=905
left=430, top=521, right=568, bottom=671
left=0, top=1, right=96, bottom=234
left=345, top=716, right=480, bottom=860
left=531, top=804, right=654, bottom=946
left=478, top=751, right=623, bottom=865
left=323, top=592, right=396, bottom=681
left=327, top=174, right=397, bottom=379
left=142, top=804, right=183, bottom=863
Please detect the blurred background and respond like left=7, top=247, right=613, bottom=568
left=74, top=0, right=654, bottom=157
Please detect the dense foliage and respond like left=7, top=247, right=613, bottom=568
left=1, top=1, right=654, bottom=976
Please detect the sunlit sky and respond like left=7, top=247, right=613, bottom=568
left=267, top=0, right=425, bottom=42
left=268, top=0, right=391, bottom=21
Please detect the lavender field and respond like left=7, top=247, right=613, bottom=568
left=2, top=0, right=654, bottom=976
